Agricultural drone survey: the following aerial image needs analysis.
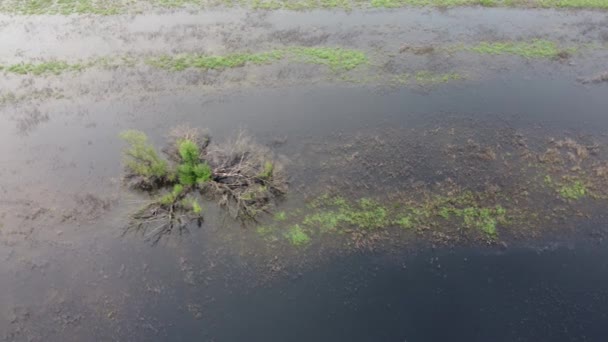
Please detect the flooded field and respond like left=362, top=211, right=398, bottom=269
left=2, top=5, right=608, bottom=342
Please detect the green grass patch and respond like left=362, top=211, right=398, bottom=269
left=395, top=215, right=414, bottom=229
left=176, top=139, right=213, bottom=186
left=304, top=196, right=390, bottom=231
left=536, top=0, right=608, bottom=9
left=2, top=47, right=368, bottom=76
left=274, top=211, right=287, bottom=221
left=0, top=0, right=121, bottom=15
left=558, top=180, right=587, bottom=200
left=3, top=61, right=86, bottom=75
left=469, top=40, right=572, bottom=59
left=545, top=175, right=588, bottom=200
left=147, top=47, right=368, bottom=72
left=285, top=224, right=311, bottom=246
left=438, top=205, right=506, bottom=238
left=288, top=47, right=368, bottom=71
left=303, top=192, right=507, bottom=239
left=120, top=130, right=169, bottom=180
left=147, top=51, right=285, bottom=71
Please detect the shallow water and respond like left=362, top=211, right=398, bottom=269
left=2, top=77, right=608, bottom=340
left=2, top=6, right=608, bottom=340
left=196, top=245, right=608, bottom=342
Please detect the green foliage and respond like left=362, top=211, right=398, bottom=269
left=5, top=47, right=369, bottom=77
left=457, top=206, right=506, bottom=238
left=285, top=225, right=311, bottom=246
left=395, top=215, right=414, bottom=229
left=160, top=184, right=184, bottom=205
left=4, top=61, right=85, bottom=75
left=303, top=192, right=506, bottom=239
left=179, top=140, right=200, bottom=164
left=176, top=140, right=212, bottom=186
left=536, top=0, right=608, bottom=8
left=303, top=196, right=389, bottom=231
left=120, top=130, right=168, bottom=179
left=545, top=175, right=587, bottom=200
left=148, top=47, right=367, bottom=73
left=303, top=211, right=349, bottom=232
left=424, top=193, right=507, bottom=238
left=0, top=0, right=121, bottom=15
left=259, top=161, right=274, bottom=180
left=274, top=211, right=287, bottom=221
left=191, top=199, right=203, bottom=214
left=558, top=180, right=587, bottom=200
left=147, top=51, right=284, bottom=71
left=288, top=47, right=368, bottom=72
left=469, top=40, right=569, bottom=59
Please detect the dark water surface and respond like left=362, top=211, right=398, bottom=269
left=192, top=246, right=608, bottom=342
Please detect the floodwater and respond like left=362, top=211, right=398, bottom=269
left=3, top=78, right=608, bottom=340
left=2, top=7, right=608, bottom=342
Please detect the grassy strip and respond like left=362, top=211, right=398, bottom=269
left=0, top=0, right=607, bottom=15
left=0, top=47, right=368, bottom=75
left=0, top=61, right=86, bottom=75
left=257, top=191, right=510, bottom=246
left=0, top=0, right=122, bottom=15
left=146, top=51, right=285, bottom=71
left=469, top=39, right=575, bottom=59
left=148, top=47, right=368, bottom=72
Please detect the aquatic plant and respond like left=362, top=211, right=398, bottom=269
left=469, top=40, right=572, bottom=59
left=558, top=180, right=587, bottom=200
left=287, top=47, right=368, bottom=71
left=148, top=47, right=367, bottom=72
left=302, top=192, right=507, bottom=240
left=4, top=61, right=86, bottom=75
left=285, top=225, right=311, bottom=246
left=303, top=197, right=390, bottom=232
left=274, top=211, right=287, bottom=221
left=146, top=51, right=285, bottom=71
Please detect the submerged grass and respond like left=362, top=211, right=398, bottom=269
left=285, top=225, right=311, bottom=246
left=2, top=0, right=607, bottom=14
left=558, top=180, right=587, bottom=200
left=469, top=40, right=573, bottom=59
left=288, top=47, right=368, bottom=71
left=149, top=47, right=368, bottom=72
left=304, top=197, right=389, bottom=231
left=146, top=51, right=285, bottom=71
left=544, top=175, right=588, bottom=200
left=302, top=192, right=507, bottom=240
left=2, top=61, right=86, bottom=75
left=413, top=71, right=462, bottom=84
left=0, top=0, right=121, bottom=15
left=2, top=47, right=368, bottom=76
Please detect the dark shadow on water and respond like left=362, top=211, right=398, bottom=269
left=153, top=245, right=608, bottom=342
